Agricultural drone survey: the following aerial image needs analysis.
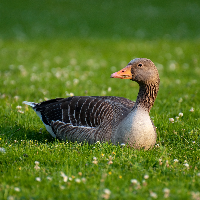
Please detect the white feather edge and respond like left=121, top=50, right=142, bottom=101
left=51, top=120, right=94, bottom=129
left=23, top=101, right=56, bottom=138
left=23, top=101, right=37, bottom=108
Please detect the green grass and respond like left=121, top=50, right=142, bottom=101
left=1, top=0, right=200, bottom=199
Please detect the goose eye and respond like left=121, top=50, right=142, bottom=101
left=138, top=63, right=143, bottom=67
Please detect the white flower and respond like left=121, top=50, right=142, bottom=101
left=150, top=191, right=158, bottom=199
left=104, top=188, right=111, bottom=195
left=178, top=112, right=183, bottom=117
left=35, top=177, right=41, bottom=182
left=155, top=144, right=160, bottom=148
left=34, top=161, right=40, bottom=165
left=197, top=172, right=200, bottom=177
left=108, top=87, right=112, bottom=92
left=183, top=163, right=189, bottom=168
left=102, top=188, right=111, bottom=199
left=163, top=188, right=170, bottom=198
left=131, top=179, right=138, bottom=185
left=121, top=143, right=125, bottom=146
left=63, top=176, right=68, bottom=182
left=14, top=187, right=20, bottom=192
left=60, top=172, right=68, bottom=182
left=60, top=171, right=67, bottom=177
left=16, top=105, right=22, bottom=109
left=169, top=118, right=174, bottom=123
left=163, top=188, right=170, bottom=193
left=144, top=174, right=149, bottom=179
left=189, top=107, right=194, bottom=112
left=34, top=161, right=40, bottom=170
left=92, top=157, right=98, bottom=164
left=175, top=116, right=179, bottom=120
left=75, top=178, right=81, bottom=183
left=173, top=159, right=179, bottom=163
left=92, top=160, right=98, bottom=164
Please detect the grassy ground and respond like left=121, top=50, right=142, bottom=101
left=1, top=0, right=200, bottom=199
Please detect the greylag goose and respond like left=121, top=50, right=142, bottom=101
left=23, top=58, right=160, bottom=149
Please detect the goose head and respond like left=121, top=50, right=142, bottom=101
left=110, top=58, right=160, bottom=86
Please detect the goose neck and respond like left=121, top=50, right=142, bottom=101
left=135, top=82, right=159, bottom=112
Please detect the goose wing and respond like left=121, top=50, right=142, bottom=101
left=25, top=96, right=134, bottom=142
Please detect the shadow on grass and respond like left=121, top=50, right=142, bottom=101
left=2, top=125, right=56, bottom=144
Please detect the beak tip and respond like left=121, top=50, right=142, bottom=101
left=110, top=72, right=116, bottom=78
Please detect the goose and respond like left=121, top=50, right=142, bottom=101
left=23, top=58, right=160, bottom=149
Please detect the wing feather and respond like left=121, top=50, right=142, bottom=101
left=31, top=96, right=134, bottom=140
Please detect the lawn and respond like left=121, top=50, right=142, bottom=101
left=0, top=0, right=200, bottom=199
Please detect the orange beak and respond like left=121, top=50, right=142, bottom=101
left=110, top=65, right=132, bottom=79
